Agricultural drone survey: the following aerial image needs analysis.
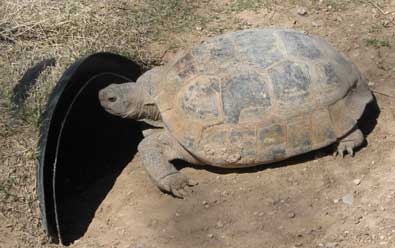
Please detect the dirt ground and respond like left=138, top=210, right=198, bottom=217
left=1, top=0, right=395, bottom=248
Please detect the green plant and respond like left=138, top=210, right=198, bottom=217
left=365, top=38, right=390, bottom=48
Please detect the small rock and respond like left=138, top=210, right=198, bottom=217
left=202, top=201, right=208, bottom=206
left=325, top=242, right=338, bottom=248
left=208, top=233, right=214, bottom=239
left=354, top=217, right=361, bottom=224
left=333, top=199, right=340, bottom=203
left=288, top=212, right=296, bottom=218
left=382, top=20, right=390, bottom=27
left=175, top=212, right=180, bottom=217
left=342, top=193, right=354, bottom=205
left=334, top=15, right=343, bottom=22
left=312, top=21, right=321, bottom=27
left=216, top=221, right=224, bottom=228
left=297, top=7, right=308, bottom=16
left=368, top=81, right=375, bottom=86
left=353, top=179, right=361, bottom=185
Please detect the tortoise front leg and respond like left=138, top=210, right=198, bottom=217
left=138, top=130, right=198, bottom=198
left=335, top=127, right=364, bottom=157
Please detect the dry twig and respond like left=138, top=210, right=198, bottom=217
left=372, top=90, right=395, bottom=99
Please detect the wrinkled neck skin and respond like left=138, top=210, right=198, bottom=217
left=126, top=81, right=162, bottom=127
left=139, top=103, right=161, bottom=121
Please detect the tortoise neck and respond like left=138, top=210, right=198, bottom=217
left=135, top=83, right=161, bottom=121
left=139, top=103, right=161, bottom=121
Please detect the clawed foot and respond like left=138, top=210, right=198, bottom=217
left=158, top=173, right=198, bottom=198
left=334, top=141, right=355, bottom=158
left=334, top=128, right=364, bottom=158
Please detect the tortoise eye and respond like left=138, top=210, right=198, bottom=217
left=108, top=96, right=117, bottom=102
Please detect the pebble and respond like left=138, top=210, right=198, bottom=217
left=312, top=21, right=321, bottom=27
left=288, top=212, right=296, bottom=218
left=297, top=7, right=308, bottom=16
left=334, top=16, right=343, bottom=22
left=368, top=81, right=375, bottom=86
left=342, top=193, right=354, bottom=205
left=382, top=20, right=390, bottom=27
left=353, top=179, right=361, bottom=185
left=216, top=221, right=224, bottom=228
left=208, top=233, right=214, bottom=239
left=325, top=242, right=338, bottom=248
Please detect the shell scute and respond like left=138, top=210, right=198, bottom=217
left=286, top=116, right=313, bottom=155
left=234, top=29, right=284, bottom=69
left=222, top=70, right=271, bottom=124
left=180, top=76, right=221, bottom=123
left=174, top=53, right=196, bottom=80
left=278, top=30, right=321, bottom=59
left=256, top=124, right=286, bottom=161
left=311, top=109, right=337, bottom=147
left=268, top=61, right=312, bottom=109
left=229, top=128, right=256, bottom=158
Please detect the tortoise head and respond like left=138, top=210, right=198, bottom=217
left=98, top=83, right=143, bottom=119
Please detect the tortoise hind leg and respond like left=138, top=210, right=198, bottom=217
left=138, top=130, right=198, bottom=198
left=335, top=128, right=364, bottom=158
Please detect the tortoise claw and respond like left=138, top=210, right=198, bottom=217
left=335, top=142, right=354, bottom=158
left=159, top=172, right=197, bottom=198
left=347, top=147, right=354, bottom=157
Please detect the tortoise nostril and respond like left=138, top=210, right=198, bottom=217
left=108, top=96, right=117, bottom=102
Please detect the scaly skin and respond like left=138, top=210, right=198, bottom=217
left=138, top=130, right=200, bottom=198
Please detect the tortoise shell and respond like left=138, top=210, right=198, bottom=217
left=154, top=28, right=372, bottom=167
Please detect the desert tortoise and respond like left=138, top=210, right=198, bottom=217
left=98, top=28, right=373, bottom=197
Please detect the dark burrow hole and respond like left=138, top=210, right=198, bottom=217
left=38, top=53, right=145, bottom=245
left=56, top=76, right=144, bottom=245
